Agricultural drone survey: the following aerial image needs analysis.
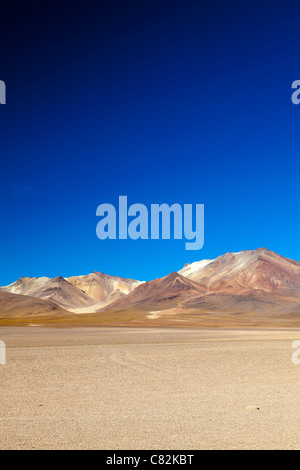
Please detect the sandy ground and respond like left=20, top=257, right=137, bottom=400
left=0, top=327, right=299, bottom=450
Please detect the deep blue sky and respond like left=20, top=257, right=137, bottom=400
left=1, top=0, right=300, bottom=285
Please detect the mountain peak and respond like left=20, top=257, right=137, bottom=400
left=179, top=247, right=300, bottom=295
left=52, top=276, right=65, bottom=282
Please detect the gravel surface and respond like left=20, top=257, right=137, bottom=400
left=0, top=327, right=299, bottom=450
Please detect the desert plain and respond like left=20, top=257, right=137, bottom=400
left=0, top=326, right=299, bottom=450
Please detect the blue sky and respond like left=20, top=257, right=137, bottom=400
left=1, top=0, right=300, bottom=285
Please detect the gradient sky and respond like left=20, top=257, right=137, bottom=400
left=1, top=0, right=300, bottom=285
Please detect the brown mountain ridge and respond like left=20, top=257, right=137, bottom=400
left=1, top=248, right=300, bottom=326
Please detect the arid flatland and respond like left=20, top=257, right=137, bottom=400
left=0, top=327, right=299, bottom=450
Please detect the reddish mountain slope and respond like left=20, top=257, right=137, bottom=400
left=179, top=248, right=300, bottom=296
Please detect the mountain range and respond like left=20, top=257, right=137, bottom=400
left=1, top=248, right=300, bottom=327
left=1, top=272, right=141, bottom=311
